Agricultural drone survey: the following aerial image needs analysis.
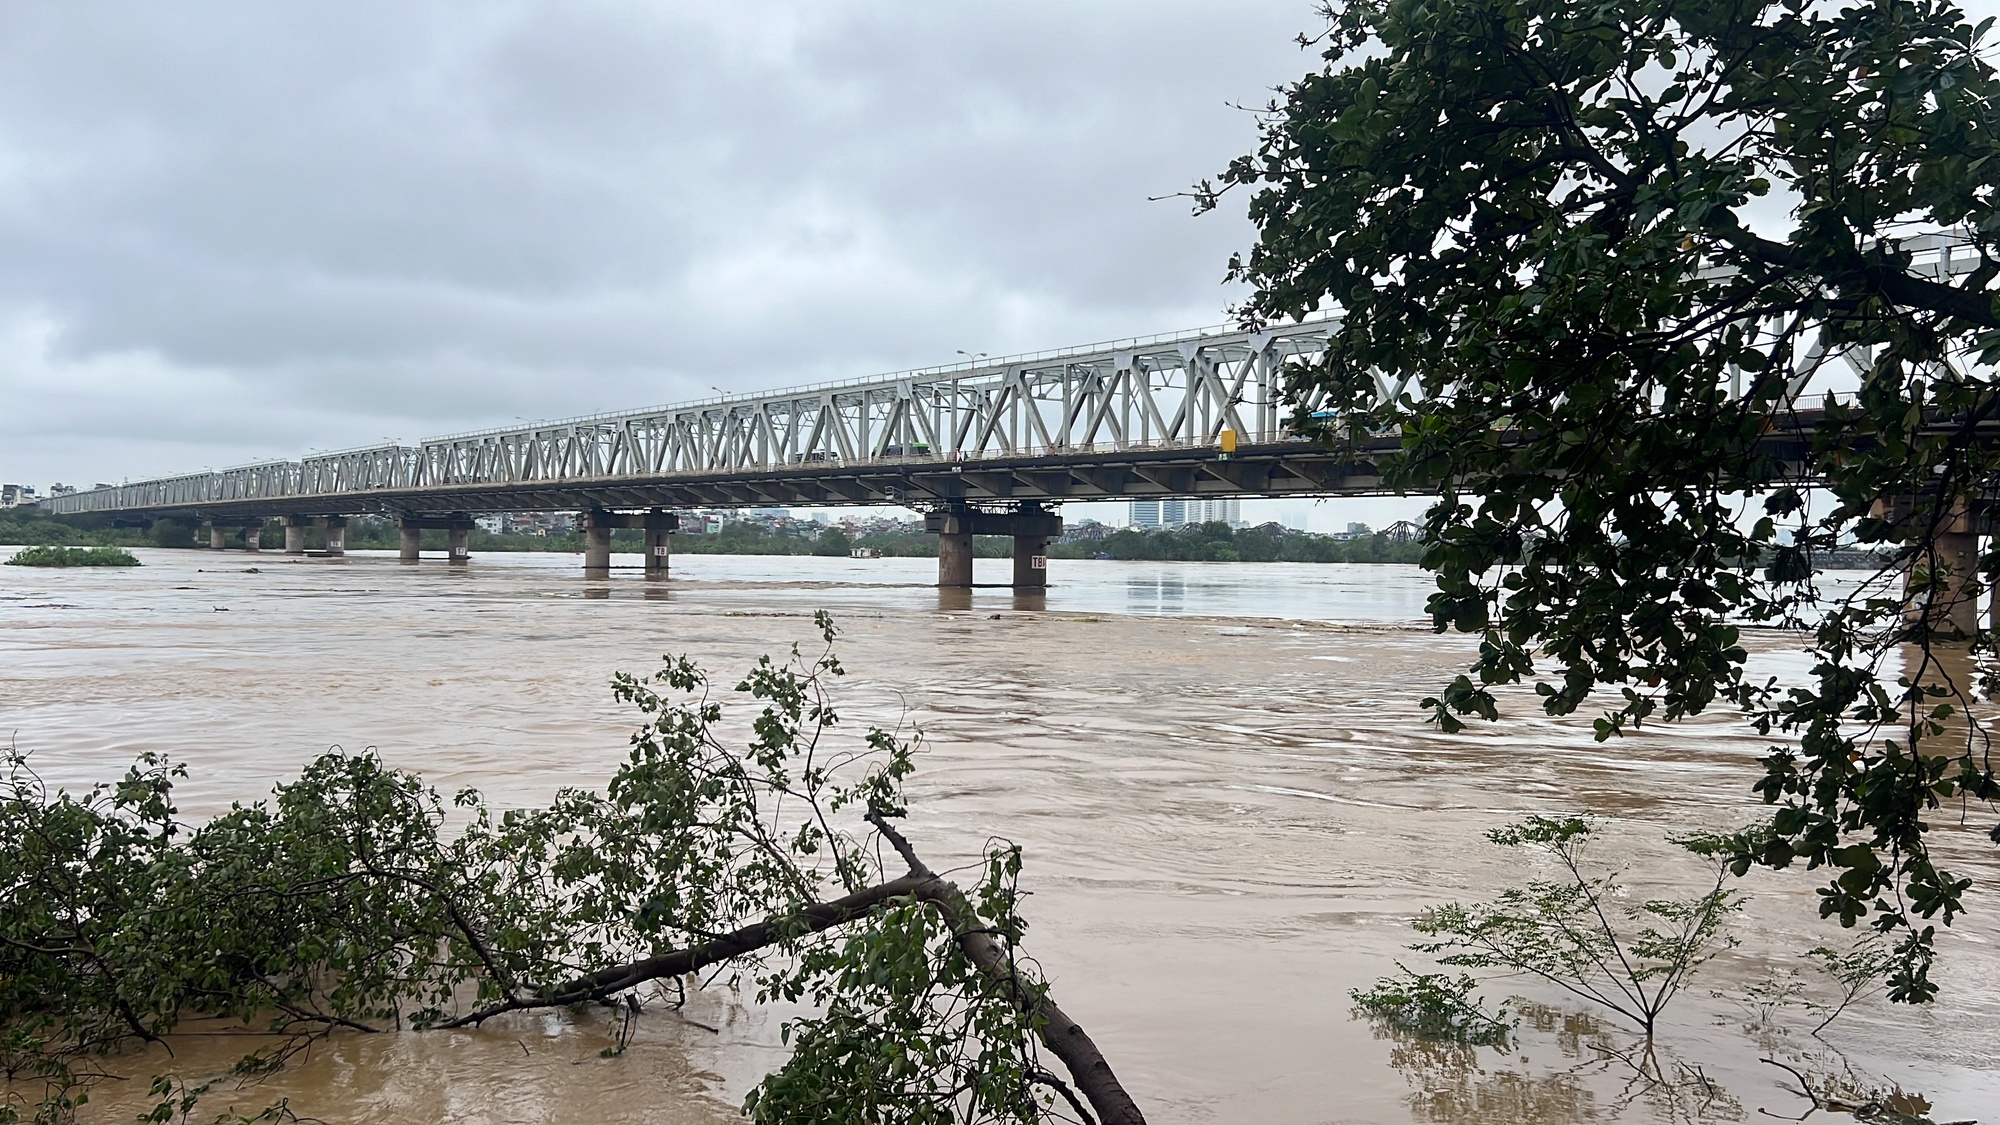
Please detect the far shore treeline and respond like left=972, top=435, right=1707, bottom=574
left=0, top=505, right=1888, bottom=567
left=0, top=505, right=1422, bottom=563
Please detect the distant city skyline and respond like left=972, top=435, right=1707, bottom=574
left=1130, top=497, right=1244, bottom=529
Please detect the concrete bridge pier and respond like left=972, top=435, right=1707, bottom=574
left=397, top=514, right=474, bottom=563
left=643, top=509, right=675, bottom=576
left=923, top=502, right=1062, bottom=589
left=1876, top=497, right=1983, bottom=637
left=579, top=509, right=679, bottom=574
left=583, top=527, right=612, bottom=571
left=283, top=516, right=308, bottom=555
left=581, top=510, right=614, bottom=572
left=319, top=517, right=346, bottom=557
left=207, top=523, right=226, bottom=550
left=644, top=526, right=672, bottom=574
left=242, top=523, right=261, bottom=552
left=1934, top=511, right=1980, bottom=638
left=1012, top=501, right=1052, bottom=591
left=928, top=504, right=975, bottom=587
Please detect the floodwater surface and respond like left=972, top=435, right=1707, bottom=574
left=2, top=547, right=1996, bottom=1124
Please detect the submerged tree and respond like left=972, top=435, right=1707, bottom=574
left=0, top=614, right=1143, bottom=1125
left=1215, top=0, right=2000, bottom=1000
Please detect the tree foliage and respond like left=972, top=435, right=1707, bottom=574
left=2, top=546, right=140, bottom=567
left=0, top=615, right=1137, bottom=1125
left=1410, top=817, right=1742, bottom=1036
left=1218, top=0, right=2000, bottom=1000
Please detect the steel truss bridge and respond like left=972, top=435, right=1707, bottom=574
left=44, top=319, right=1399, bottom=522
left=37, top=231, right=1984, bottom=528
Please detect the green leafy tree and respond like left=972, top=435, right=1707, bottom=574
left=1215, top=0, right=2000, bottom=1000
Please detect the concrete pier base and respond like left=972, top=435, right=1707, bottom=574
left=1012, top=502, right=1051, bottom=590
left=578, top=508, right=678, bottom=574
left=644, top=526, right=672, bottom=576
left=1990, top=538, right=1999, bottom=633
left=447, top=526, right=471, bottom=564
left=583, top=526, right=612, bottom=572
left=938, top=529, right=974, bottom=587
left=283, top=519, right=307, bottom=555
left=243, top=524, right=261, bottom=552
left=208, top=525, right=226, bottom=550
left=397, top=513, right=474, bottom=563
left=924, top=502, right=1061, bottom=589
left=1934, top=522, right=1980, bottom=638
left=320, top=517, right=346, bottom=557
left=1877, top=497, right=1983, bottom=638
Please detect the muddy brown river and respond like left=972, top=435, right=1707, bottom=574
left=3, top=548, right=1996, bottom=1123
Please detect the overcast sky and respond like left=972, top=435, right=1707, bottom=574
left=0, top=1, right=1425, bottom=526
left=16, top=3, right=1990, bottom=531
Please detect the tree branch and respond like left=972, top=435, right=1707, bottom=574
left=1711, top=225, right=2000, bottom=330
left=433, top=871, right=934, bottom=1029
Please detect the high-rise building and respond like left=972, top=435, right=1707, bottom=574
left=1190, top=498, right=1243, bottom=527
left=1133, top=498, right=1244, bottom=529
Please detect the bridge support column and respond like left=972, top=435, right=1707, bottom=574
left=581, top=510, right=613, bottom=572
left=578, top=509, right=678, bottom=574
left=283, top=517, right=307, bottom=556
left=397, top=514, right=473, bottom=564
left=447, top=526, right=471, bottom=564
left=643, top=509, right=676, bottom=576
left=923, top=502, right=1061, bottom=590
left=644, top=528, right=672, bottom=574
left=1988, top=534, right=2000, bottom=634
left=1012, top=501, right=1050, bottom=590
left=929, top=504, right=975, bottom=588
left=243, top=523, right=262, bottom=552
left=207, top=524, right=226, bottom=550
left=1878, top=497, right=1983, bottom=638
left=1933, top=517, right=1981, bottom=639
left=319, top=517, right=346, bottom=557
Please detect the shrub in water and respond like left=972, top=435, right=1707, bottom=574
left=3, top=546, right=141, bottom=568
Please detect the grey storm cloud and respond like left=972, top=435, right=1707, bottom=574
left=0, top=1, right=1325, bottom=485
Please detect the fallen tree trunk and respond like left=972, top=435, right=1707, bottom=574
left=870, top=812, right=1147, bottom=1125
left=437, top=870, right=935, bottom=1028
left=440, top=818, right=1148, bottom=1125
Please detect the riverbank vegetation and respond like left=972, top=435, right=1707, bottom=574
left=1220, top=0, right=2000, bottom=1003
left=336, top=517, right=1426, bottom=563
left=0, top=508, right=191, bottom=549
left=1056, top=522, right=1420, bottom=563
left=0, top=617, right=1143, bottom=1125
left=2, top=545, right=140, bottom=567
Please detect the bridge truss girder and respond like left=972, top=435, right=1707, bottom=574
left=68, top=440, right=1399, bottom=523
left=47, top=320, right=1361, bottom=520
